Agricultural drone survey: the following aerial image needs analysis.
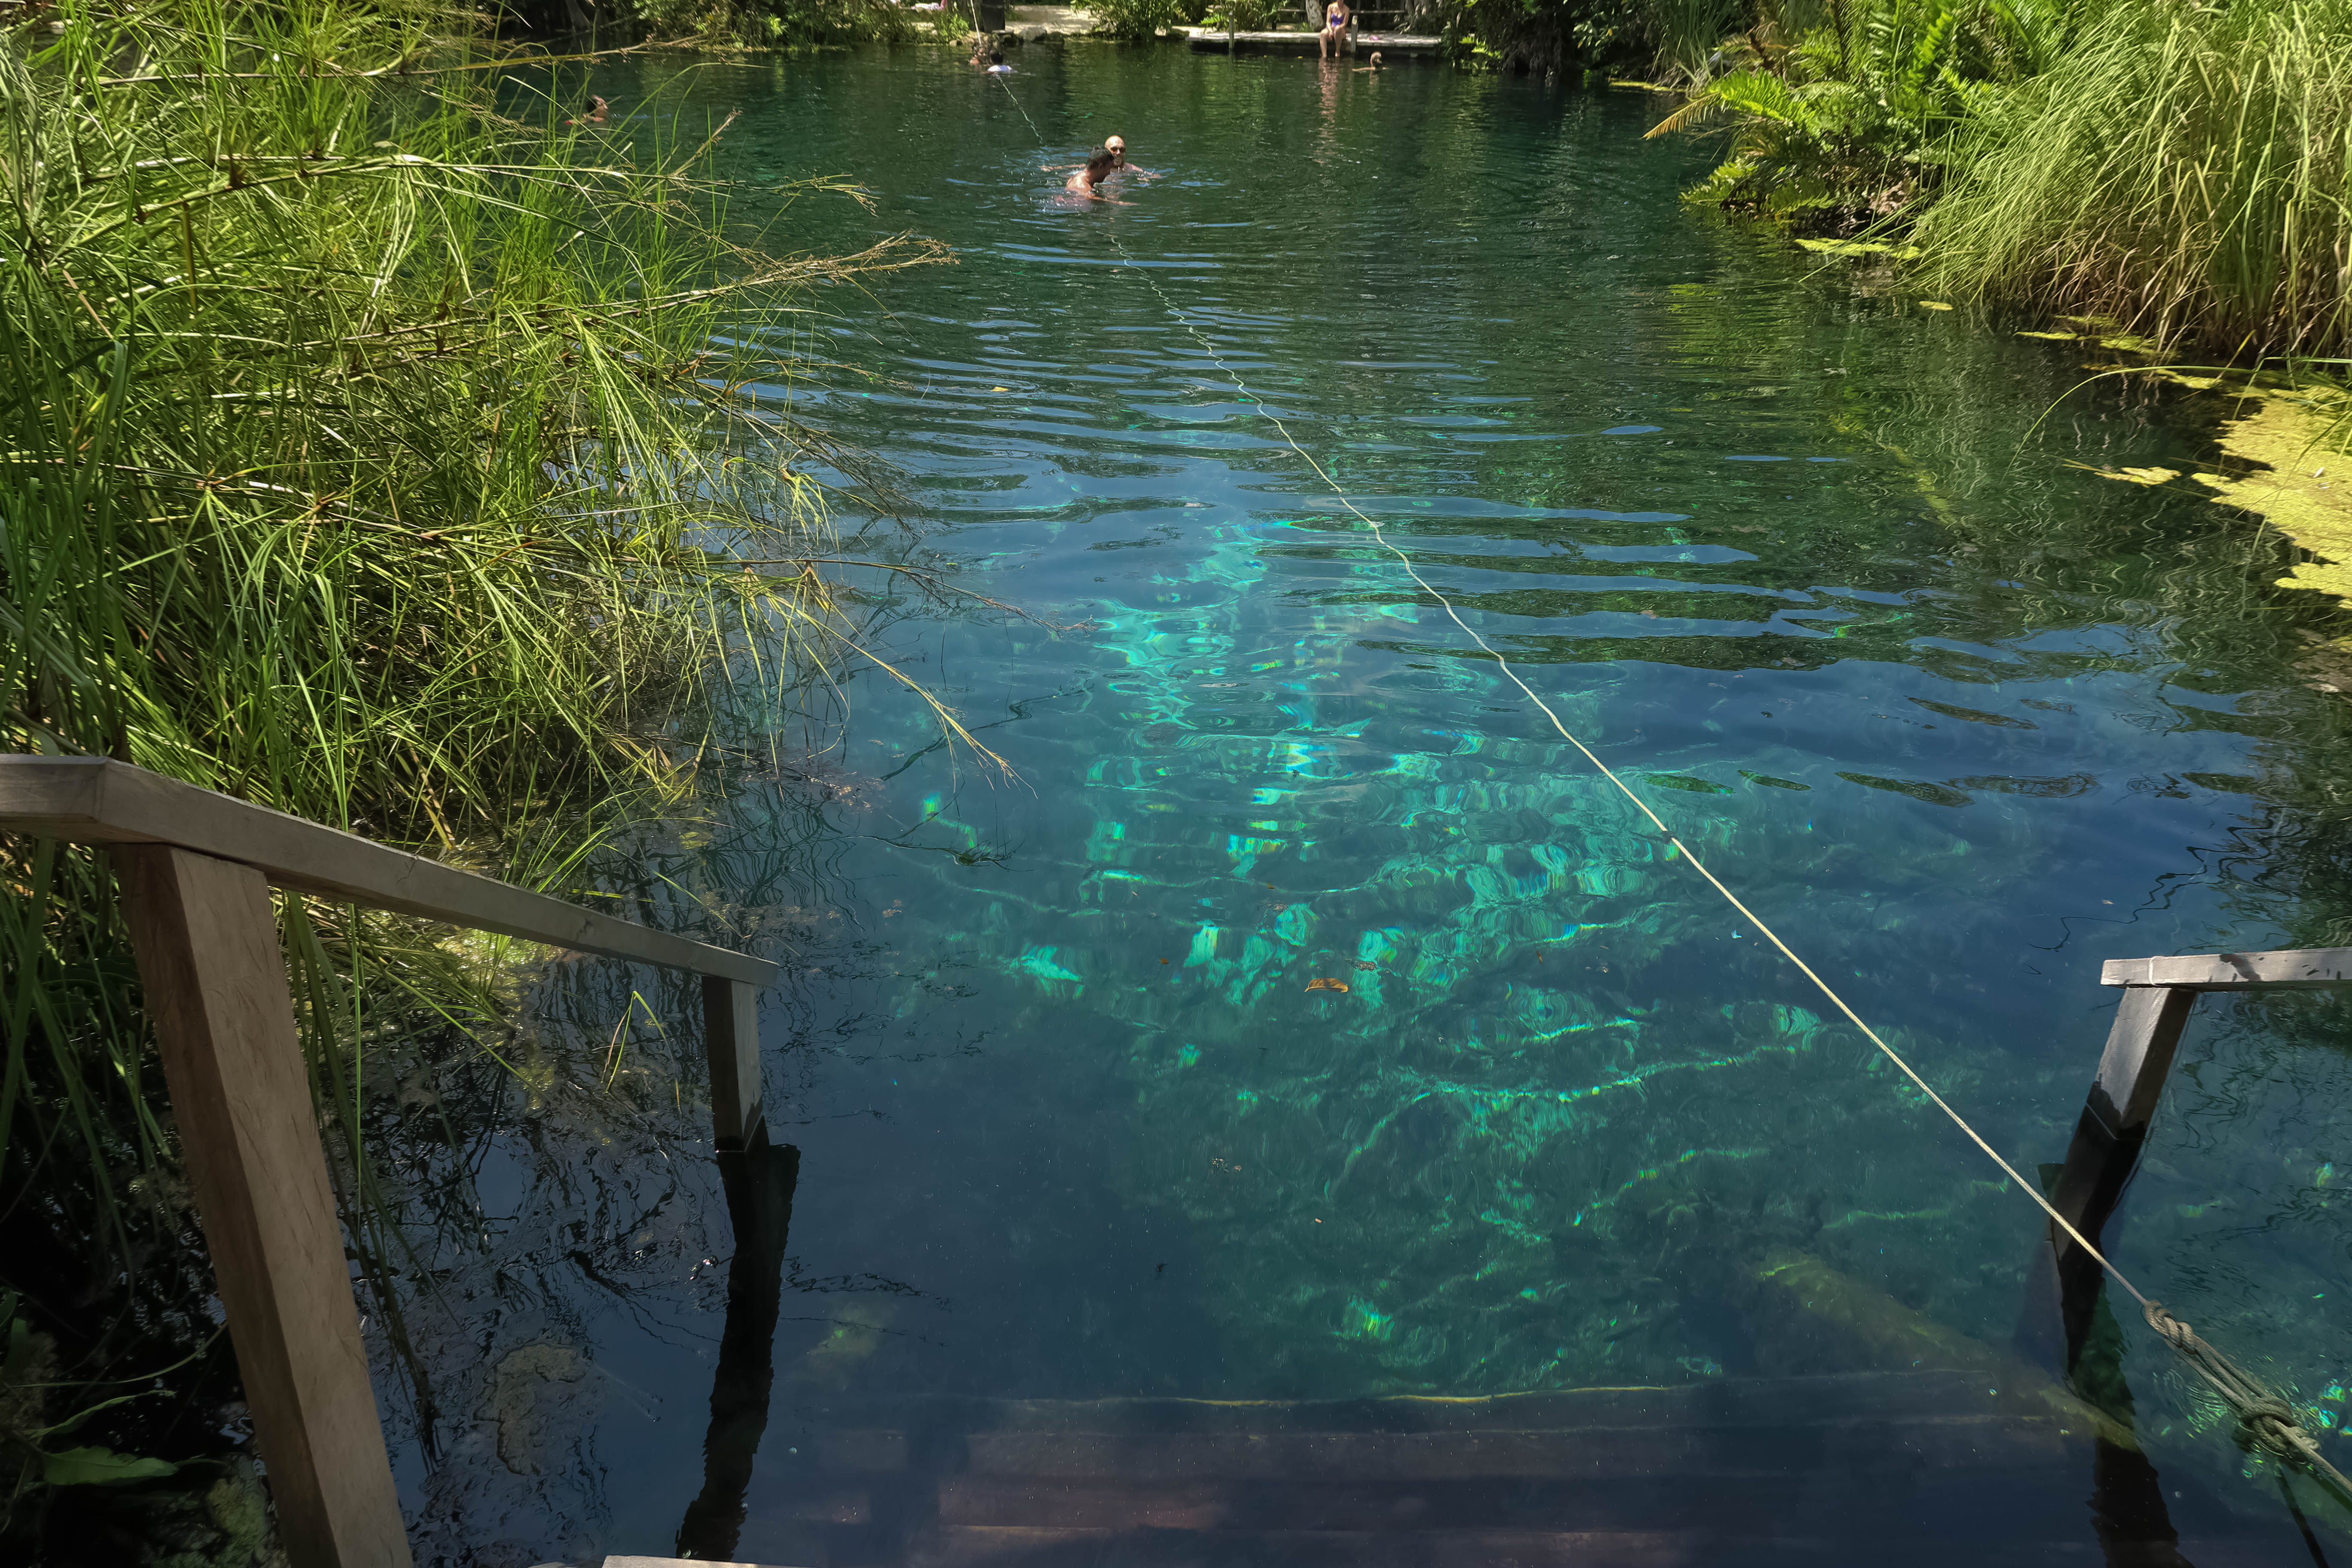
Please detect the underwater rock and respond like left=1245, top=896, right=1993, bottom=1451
left=1745, top=1250, right=2132, bottom=1447
left=485, top=1343, right=591, bottom=1476
left=796, top=1300, right=899, bottom=1389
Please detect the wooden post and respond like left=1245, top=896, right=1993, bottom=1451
left=119, top=846, right=411, bottom=1568
left=2022, top=984, right=2198, bottom=1376
left=702, top=976, right=764, bottom=1151
left=2084, top=984, right=2197, bottom=1143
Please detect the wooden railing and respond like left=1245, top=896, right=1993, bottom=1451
left=2041, top=944, right=2352, bottom=1370
left=0, top=756, right=778, bottom=1568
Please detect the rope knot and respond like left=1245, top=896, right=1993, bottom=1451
left=2238, top=1399, right=2305, bottom=1461
left=2142, top=1301, right=2196, bottom=1349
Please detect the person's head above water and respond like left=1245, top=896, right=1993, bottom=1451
left=1105, top=135, right=1127, bottom=164
left=990, top=49, right=1004, bottom=62
left=1084, top=150, right=1117, bottom=179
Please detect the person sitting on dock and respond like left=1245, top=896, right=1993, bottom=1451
left=1318, top=0, right=1351, bottom=60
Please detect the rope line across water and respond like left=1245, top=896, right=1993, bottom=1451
left=988, top=74, right=2349, bottom=1500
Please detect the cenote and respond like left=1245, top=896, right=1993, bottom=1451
left=391, top=44, right=2352, bottom=1567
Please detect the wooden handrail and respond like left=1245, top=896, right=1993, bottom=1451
left=0, top=756, right=775, bottom=986
left=3, top=753, right=779, bottom=1568
left=2038, top=940, right=2352, bottom=1421
left=2100, top=946, right=2352, bottom=991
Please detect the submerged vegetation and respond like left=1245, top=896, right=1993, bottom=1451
left=0, top=0, right=940, bottom=1552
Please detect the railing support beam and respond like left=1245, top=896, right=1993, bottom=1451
left=120, top=845, right=413, bottom=1568
left=703, top=976, right=764, bottom=1152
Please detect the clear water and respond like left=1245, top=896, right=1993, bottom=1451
left=387, top=45, right=2352, bottom=1567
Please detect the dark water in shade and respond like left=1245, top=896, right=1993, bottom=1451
left=381, top=44, right=2352, bottom=1568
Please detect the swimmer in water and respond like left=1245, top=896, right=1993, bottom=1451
left=1354, top=50, right=1383, bottom=71
left=1044, top=135, right=1157, bottom=180
left=1103, top=134, right=1159, bottom=178
left=985, top=49, right=1014, bottom=72
left=1063, top=150, right=1127, bottom=201
left=567, top=95, right=609, bottom=126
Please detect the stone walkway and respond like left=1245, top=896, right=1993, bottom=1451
left=1004, top=4, right=1094, bottom=34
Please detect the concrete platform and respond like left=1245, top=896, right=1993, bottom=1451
left=1183, top=25, right=1442, bottom=52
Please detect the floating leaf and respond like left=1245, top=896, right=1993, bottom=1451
left=1795, top=238, right=1922, bottom=260
left=1944, top=773, right=2097, bottom=798
left=2183, top=772, right=2261, bottom=795
left=2089, top=465, right=2181, bottom=487
left=1645, top=773, right=1733, bottom=794
left=43, top=1447, right=178, bottom=1487
left=1836, top=772, right=1972, bottom=808
left=990, top=385, right=1011, bottom=392
left=1739, top=771, right=1811, bottom=791
left=1352, top=959, right=1379, bottom=971
left=2015, top=330, right=2081, bottom=341
left=1305, top=977, right=1351, bottom=993
left=1910, top=698, right=2036, bottom=730
left=1918, top=300, right=1954, bottom=311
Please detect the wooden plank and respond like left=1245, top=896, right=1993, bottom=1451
left=912, top=1527, right=2113, bottom=1568
left=796, top=1370, right=2039, bottom=1437
left=952, top=1418, right=2062, bottom=1482
left=703, top=977, right=765, bottom=1150
left=1183, top=26, right=1442, bottom=51
left=120, top=846, right=412, bottom=1568
left=929, top=1453, right=2071, bottom=1529
left=2085, top=986, right=2196, bottom=1139
left=0, top=757, right=772, bottom=984
left=2100, top=946, right=2352, bottom=991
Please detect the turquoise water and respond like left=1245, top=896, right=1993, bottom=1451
left=390, top=46, right=2352, bottom=1565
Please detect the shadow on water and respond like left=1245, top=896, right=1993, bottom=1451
left=677, top=1138, right=801, bottom=1561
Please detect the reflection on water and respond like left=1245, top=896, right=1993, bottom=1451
left=372, top=45, right=2352, bottom=1565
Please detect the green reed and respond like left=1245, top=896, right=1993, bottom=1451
left=1915, top=0, right=2352, bottom=356
left=0, top=0, right=940, bottom=1519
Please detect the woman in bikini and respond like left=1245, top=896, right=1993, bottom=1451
left=1318, top=0, right=1350, bottom=60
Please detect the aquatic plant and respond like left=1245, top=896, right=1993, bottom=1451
left=1642, top=0, right=2070, bottom=228
left=0, top=0, right=940, bottom=1550
left=1914, top=0, right=2352, bottom=357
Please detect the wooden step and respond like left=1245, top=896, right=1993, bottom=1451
left=908, top=1525, right=2119, bottom=1567
left=941, top=1415, right=2066, bottom=1482
left=799, top=1369, right=2045, bottom=1438
left=738, top=1375, right=2221, bottom=1567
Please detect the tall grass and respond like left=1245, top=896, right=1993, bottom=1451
left=1913, top=0, right=2352, bottom=357
left=0, top=0, right=939, bottom=1539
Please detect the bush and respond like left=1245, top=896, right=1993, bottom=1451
left=0, top=0, right=940, bottom=1553
left=629, top=0, right=919, bottom=46
left=1103, top=0, right=1209, bottom=37
left=1643, top=0, right=2069, bottom=228
left=1914, top=0, right=2352, bottom=356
